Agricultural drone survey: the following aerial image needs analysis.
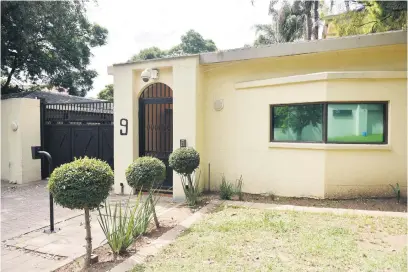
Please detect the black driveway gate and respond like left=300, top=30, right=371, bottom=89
left=41, top=102, right=114, bottom=178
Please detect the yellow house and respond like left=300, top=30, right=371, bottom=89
left=108, top=30, right=407, bottom=200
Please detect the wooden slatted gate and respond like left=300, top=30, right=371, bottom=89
left=41, top=102, right=114, bottom=178
left=139, top=83, right=173, bottom=190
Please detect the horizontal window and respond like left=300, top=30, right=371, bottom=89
left=270, top=102, right=387, bottom=144
left=272, top=104, right=323, bottom=142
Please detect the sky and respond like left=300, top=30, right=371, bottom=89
left=85, top=0, right=272, bottom=98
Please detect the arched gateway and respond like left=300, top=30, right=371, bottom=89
left=139, top=83, right=173, bottom=189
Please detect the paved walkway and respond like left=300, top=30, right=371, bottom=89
left=1, top=179, right=185, bottom=272
left=1, top=180, right=82, bottom=241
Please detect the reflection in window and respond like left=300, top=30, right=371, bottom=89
left=327, top=103, right=385, bottom=143
left=272, top=104, right=323, bottom=142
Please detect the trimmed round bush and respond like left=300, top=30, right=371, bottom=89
left=125, top=156, right=166, bottom=188
left=169, top=147, right=200, bottom=175
left=48, top=157, right=114, bottom=210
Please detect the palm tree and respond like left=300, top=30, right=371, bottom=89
left=254, top=0, right=305, bottom=45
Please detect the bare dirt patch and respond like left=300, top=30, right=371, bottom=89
left=203, top=193, right=406, bottom=212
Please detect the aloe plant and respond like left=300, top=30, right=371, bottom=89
left=220, top=175, right=235, bottom=200
left=98, top=191, right=153, bottom=260
left=389, top=183, right=401, bottom=203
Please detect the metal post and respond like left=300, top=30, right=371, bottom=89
left=38, top=151, right=54, bottom=233
left=208, top=163, right=211, bottom=192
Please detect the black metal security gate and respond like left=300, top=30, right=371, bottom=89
left=41, top=102, right=114, bottom=178
left=139, top=83, right=173, bottom=189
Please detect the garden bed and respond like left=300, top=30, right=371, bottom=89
left=55, top=220, right=175, bottom=272
left=203, top=193, right=406, bottom=212
left=133, top=205, right=407, bottom=271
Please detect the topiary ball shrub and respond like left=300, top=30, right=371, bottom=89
left=48, top=157, right=113, bottom=268
left=169, top=147, right=200, bottom=176
left=125, top=156, right=166, bottom=229
left=48, top=157, right=114, bottom=210
left=125, top=156, right=166, bottom=188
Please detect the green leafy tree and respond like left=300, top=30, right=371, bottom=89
left=274, top=104, right=322, bottom=140
left=177, top=30, right=217, bottom=54
left=130, top=46, right=167, bottom=62
left=332, top=1, right=407, bottom=36
left=97, top=84, right=114, bottom=102
left=129, top=30, right=217, bottom=61
left=1, top=1, right=108, bottom=96
left=48, top=157, right=113, bottom=268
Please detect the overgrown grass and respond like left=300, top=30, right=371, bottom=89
left=133, top=206, right=407, bottom=272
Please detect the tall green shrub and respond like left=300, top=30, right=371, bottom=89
left=169, top=147, right=201, bottom=206
left=48, top=157, right=113, bottom=268
left=125, top=156, right=166, bottom=228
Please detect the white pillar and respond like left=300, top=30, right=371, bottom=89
left=113, top=69, right=135, bottom=194
left=172, top=58, right=200, bottom=201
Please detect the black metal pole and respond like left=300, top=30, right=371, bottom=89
left=38, top=151, right=54, bottom=232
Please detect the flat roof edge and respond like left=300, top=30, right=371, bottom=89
left=200, top=31, right=407, bottom=64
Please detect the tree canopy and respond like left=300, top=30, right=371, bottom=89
left=332, top=1, right=407, bottom=36
left=97, top=84, right=113, bottom=102
left=1, top=1, right=108, bottom=96
left=253, top=0, right=405, bottom=46
left=130, top=30, right=217, bottom=61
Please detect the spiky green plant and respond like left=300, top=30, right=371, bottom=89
left=180, top=171, right=201, bottom=207
left=220, top=175, right=235, bottom=200
left=97, top=191, right=153, bottom=260
left=235, top=175, right=244, bottom=201
left=389, top=183, right=401, bottom=203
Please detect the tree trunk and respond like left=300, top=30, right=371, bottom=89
left=187, top=175, right=194, bottom=193
left=84, top=207, right=92, bottom=268
left=150, top=197, right=160, bottom=229
left=3, top=64, right=16, bottom=90
left=296, top=130, right=302, bottom=141
left=305, top=7, right=312, bottom=40
left=2, top=56, right=18, bottom=91
left=313, top=1, right=319, bottom=40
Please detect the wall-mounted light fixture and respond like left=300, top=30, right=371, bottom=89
left=214, top=99, right=224, bottom=111
left=11, top=121, right=18, bottom=131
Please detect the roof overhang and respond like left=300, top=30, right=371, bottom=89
left=199, top=31, right=406, bottom=64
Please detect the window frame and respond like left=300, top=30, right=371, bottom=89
left=270, top=101, right=388, bottom=145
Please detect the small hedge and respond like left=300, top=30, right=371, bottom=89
left=169, top=147, right=200, bottom=176
left=48, top=157, right=114, bottom=210
left=125, top=156, right=166, bottom=188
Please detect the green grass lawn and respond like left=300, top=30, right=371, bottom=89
left=328, top=134, right=383, bottom=143
left=133, top=206, right=407, bottom=272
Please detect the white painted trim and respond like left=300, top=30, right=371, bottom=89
left=109, top=31, right=406, bottom=68
left=268, top=142, right=392, bottom=150
left=235, top=71, right=407, bottom=90
left=201, top=31, right=406, bottom=64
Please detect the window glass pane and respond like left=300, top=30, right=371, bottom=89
left=327, top=103, right=384, bottom=143
left=273, top=104, right=323, bottom=142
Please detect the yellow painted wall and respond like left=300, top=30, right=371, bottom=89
left=111, top=57, right=202, bottom=199
left=1, top=98, right=41, bottom=184
left=325, top=79, right=407, bottom=198
left=202, top=44, right=407, bottom=198
left=111, top=43, right=406, bottom=200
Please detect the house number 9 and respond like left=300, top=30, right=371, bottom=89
left=120, top=118, right=128, bottom=135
